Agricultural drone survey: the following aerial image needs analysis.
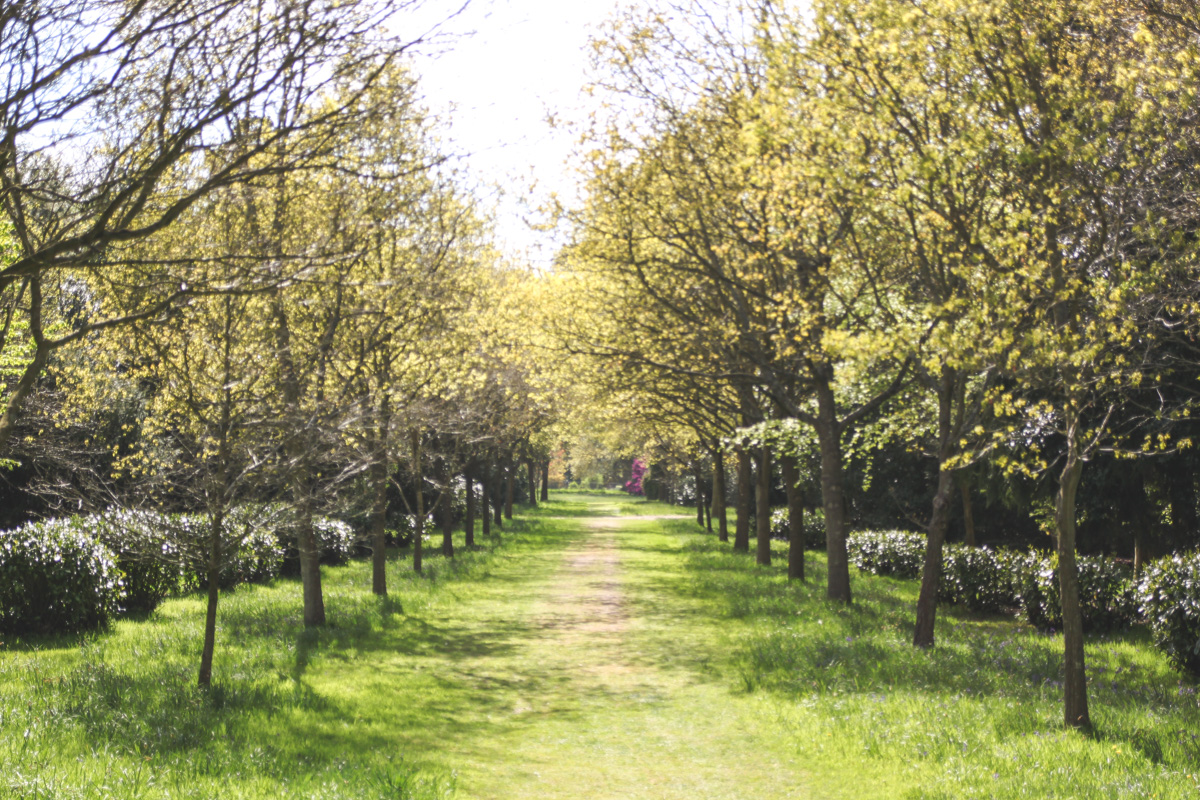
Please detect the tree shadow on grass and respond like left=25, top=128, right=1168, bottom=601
left=639, top=528, right=1199, bottom=728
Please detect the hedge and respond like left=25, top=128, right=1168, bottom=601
left=1138, top=551, right=1200, bottom=676
left=0, top=519, right=125, bottom=635
left=77, top=509, right=179, bottom=614
left=846, top=531, right=1138, bottom=631
left=768, top=507, right=827, bottom=550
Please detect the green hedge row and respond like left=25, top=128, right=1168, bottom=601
left=0, top=508, right=360, bottom=636
left=846, top=530, right=1200, bottom=676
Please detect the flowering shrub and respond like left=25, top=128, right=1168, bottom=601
left=0, top=519, right=124, bottom=634
left=624, top=458, right=647, bottom=496
left=171, top=512, right=284, bottom=590
left=939, top=545, right=1011, bottom=613
left=768, top=507, right=827, bottom=550
left=313, top=517, right=357, bottom=565
left=79, top=509, right=179, bottom=613
left=847, top=530, right=926, bottom=578
left=1012, top=552, right=1136, bottom=633
left=1137, top=552, right=1200, bottom=675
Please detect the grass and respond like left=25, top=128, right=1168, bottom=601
left=2, top=492, right=1197, bottom=798
left=662, top=519, right=1200, bottom=798
left=0, top=517, right=559, bottom=800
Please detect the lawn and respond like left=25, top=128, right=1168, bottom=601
left=2, top=492, right=1197, bottom=798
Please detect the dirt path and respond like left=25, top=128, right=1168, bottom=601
left=453, top=506, right=811, bottom=799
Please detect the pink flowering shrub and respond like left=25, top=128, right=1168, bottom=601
left=624, top=458, right=647, bottom=496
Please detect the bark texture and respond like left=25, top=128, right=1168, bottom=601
left=734, top=446, right=752, bottom=553
left=755, top=446, right=772, bottom=566
left=713, top=448, right=729, bottom=542
left=780, top=453, right=805, bottom=581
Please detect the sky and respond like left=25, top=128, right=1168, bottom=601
left=407, top=0, right=640, bottom=265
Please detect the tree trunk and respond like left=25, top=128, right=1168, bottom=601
left=504, top=456, right=515, bottom=520
left=439, top=459, right=454, bottom=558
left=734, top=446, right=752, bottom=553
left=815, top=378, right=851, bottom=604
left=781, top=453, right=804, bottom=581
left=695, top=461, right=706, bottom=527
left=755, top=446, right=772, bottom=566
left=297, top=497, right=325, bottom=626
left=0, top=278, right=48, bottom=460
left=714, top=448, right=729, bottom=542
left=959, top=474, right=977, bottom=548
left=528, top=460, right=538, bottom=508
left=482, top=458, right=493, bottom=538
left=493, top=459, right=504, bottom=529
left=269, top=287, right=324, bottom=627
left=197, top=509, right=224, bottom=688
left=541, top=461, right=550, bottom=502
left=370, top=441, right=389, bottom=596
left=914, top=469, right=954, bottom=648
left=1056, top=437, right=1090, bottom=730
left=412, top=430, right=424, bottom=574
left=915, top=375, right=956, bottom=648
left=464, top=462, right=476, bottom=548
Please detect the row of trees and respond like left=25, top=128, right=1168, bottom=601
left=0, top=0, right=560, bottom=686
left=556, top=0, right=1200, bottom=729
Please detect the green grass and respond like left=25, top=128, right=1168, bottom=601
left=663, top=520, right=1200, bottom=799
left=3, top=494, right=1197, bottom=798
left=0, top=519, right=560, bottom=799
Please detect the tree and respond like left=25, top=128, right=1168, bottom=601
left=0, top=0, right=427, bottom=461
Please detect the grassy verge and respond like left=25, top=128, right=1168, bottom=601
left=662, top=520, right=1200, bottom=799
left=0, top=514, right=567, bottom=800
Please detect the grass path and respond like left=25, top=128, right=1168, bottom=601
left=319, top=494, right=812, bottom=798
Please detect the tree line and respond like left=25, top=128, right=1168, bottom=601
left=556, top=0, right=1200, bottom=730
left=0, top=0, right=559, bottom=686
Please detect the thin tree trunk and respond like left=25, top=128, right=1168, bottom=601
left=440, top=459, right=454, bottom=558
left=756, top=446, right=772, bottom=566
left=781, top=452, right=804, bottom=581
left=370, top=441, right=389, bottom=596
left=197, top=508, right=224, bottom=688
left=1057, top=427, right=1090, bottom=730
left=714, top=448, right=729, bottom=542
left=959, top=474, right=977, bottom=548
left=482, top=458, right=493, bottom=538
left=270, top=287, right=324, bottom=627
left=541, top=461, right=550, bottom=502
left=297, top=497, right=324, bottom=626
left=493, top=459, right=504, bottom=528
left=695, top=461, right=705, bottom=527
left=734, top=446, right=752, bottom=553
left=528, top=460, right=538, bottom=508
left=464, top=462, right=476, bottom=548
left=914, top=469, right=954, bottom=647
left=815, top=377, right=851, bottom=604
left=412, top=430, right=424, bottom=574
left=915, top=375, right=956, bottom=648
left=505, top=456, right=515, bottom=519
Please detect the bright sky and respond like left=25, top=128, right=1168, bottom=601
left=408, top=0, right=640, bottom=265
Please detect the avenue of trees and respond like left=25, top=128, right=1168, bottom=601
left=5, top=0, right=1200, bottom=737
left=555, top=0, right=1200, bottom=730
